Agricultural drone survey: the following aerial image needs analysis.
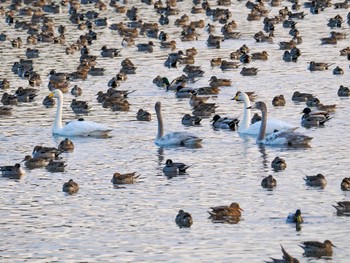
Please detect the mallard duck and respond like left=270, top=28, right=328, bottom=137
left=175, top=210, right=193, bottom=228
left=100, top=45, right=120, bottom=57
left=261, top=175, right=277, bottom=188
left=272, top=95, right=286, bottom=106
left=212, top=115, right=239, bottom=130
left=333, top=66, right=344, bottom=75
left=251, top=51, right=268, bottom=60
left=22, top=155, right=49, bottom=169
left=0, top=78, right=10, bottom=89
left=279, top=40, right=296, bottom=50
left=62, top=179, right=79, bottom=194
left=338, top=85, right=350, bottom=96
left=163, top=159, right=190, bottom=176
left=304, top=173, right=327, bottom=187
left=136, top=109, right=151, bottom=121
left=70, top=99, right=91, bottom=114
left=1, top=92, right=17, bottom=105
left=58, top=138, right=74, bottom=152
left=0, top=106, right=12, bottom=115
left=266, top=245, right=300, bottom=263
left=300, top=240, right=335, bottom=257
left=333, top=201, right=350, bottom=214
left=340, top=177, right=350, bottom=191
left=271, top=157, right=286, bottom=171
left=210, top=57, right=222, bottom=67
left=137, top=41, right=154, bottom=52
left=220, top=60, right=240, bottom=70
left=46, top=160, right=66, bottom=172
left=71, top=85, right=82, bottom=97
left=301, top=108, right=332, bottom=126
left=111, top=172, right=140, bottom=184
left=286, top=209, right=303, bottom=223
left=32, top=145, right=62, bottom=159
left=189, top=90, right=209, bottom=107
left=25, top=47, right=39, bottom=58
left=15, top=87, right=38, bottom=103
left=181, top=114, right=202, bottom=126
left=208, top=202, right=243, bottom=220
left=1, top=163, right=25, bottom=178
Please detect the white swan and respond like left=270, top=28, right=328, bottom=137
left=155, top=101, right=202, bottom=147
left=233, top=91, right=296, bottom=135
left=250, top=101, right=313, bottom=146
left=48, top=89, right=112, bottom=137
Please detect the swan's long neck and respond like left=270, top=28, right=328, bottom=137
left=53, top=91, right=63, bottom=133
left=155, top=102, right=164, bottom=140
left=257, top=103, right=267, bottom=143
left=239, top=93, right=251, bottom=132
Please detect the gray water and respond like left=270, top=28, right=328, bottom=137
left=1, top=0, right=350, bottom=262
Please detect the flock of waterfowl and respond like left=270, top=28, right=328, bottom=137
left=0, top=0, right=349, bottom=260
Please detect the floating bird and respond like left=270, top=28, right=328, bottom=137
left=111, top=172, right=140, bottom=184
left=58, top=138, right=74, bottom=152
left=299, top=240, right=335, bottom=257
left=266, top=245, right=300, bottom=263
left=0, top=163, right=25, bottom=178
left=208, top=202, right=243, bottom=223
left=48, top=89, right=112, bottom=137
left=211, top=115, right=239, bottom=130
left=162, top=159, right=190, bottom=176
left=181, top=114, right=202, bottom=126
left=333, top=201, right=350, bottom=214
left=286, top=209, right=303, bottom=224
left=22, top=155, right=49, bottom=169
left=249, top=101, right=312, bottom=146
left=175, top=210, right=193, bottom=228
left=62, top=179, right=79, bottom=194
left=46, top=160, right=66, bottom=173
left=338, top=85, right=350, bottom=96
left=154, top=101, right=202, bottom=147
left=261, top=175, right=277, bottom=188
left=272, top=95, right=286, bottom=106
left=304, top=173, right=327, bottom=187
left=301, top=108, right=332, bottom=127
left=309, top=61, right=333, bottom=71
left=32, top=145, right=62, bottom=160
left=136, top=109, right=151, bottom=121
left=340, top=177, right=350, bottom=191
left=292, top=91, right=314, bottom=102
left=271, top=157, right=287, bottom=171
left=233, top=92, right=297, bottom=135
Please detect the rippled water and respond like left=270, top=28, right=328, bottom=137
left=1, top=0, right=350, bottom=262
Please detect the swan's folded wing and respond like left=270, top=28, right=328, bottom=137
left=64, top=120, right=112, bottom=136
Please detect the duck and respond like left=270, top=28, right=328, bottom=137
left=181, top=114, right=202, bottom=126
left=220, top=60, right=240, bottom=70
left=271, top=157, right=287, bottom=171
left=62, top=179, right=79, bottom=194
left=160, top=40, right=176, bottom=50
left=292, top=91, right=314, bottom=102
left=32, top=145, right=62, bottom=160
left=338, top=85, right=350, bottom=96
left=0, top=78, right=10, bottom=89
left=25, top=47, right=39, bottom=58
left=261, top=175, right=277, bottom=188
left=249, top=101, right=312, bottom=146
left=71, top=85, right=82, bottom=97
left=333, top=66, right=344, bottom=75
left=70, top=99, right=91, bottom=114
left=189, top=90, right=210, bottom=107
left=233, top=91, right=297, bottom=135
left=42, top=95, right=55, bottom=108
left=208, top=202, right=243, bottom=220
left=251, top=113, right=261, bottom=124
left=1, top=163, right=25, bottom=178
left=155, top=101, right=202, bottom=147
left=163, top=159, right=190, bottom=176
left=209, top=76, right=231, bottom=87
left=240, top=67, right=258, bottom=76
left=251, top=51, right=268, bottom=60
left=48, top=89, right=112, bottom=137
left=46, top=160, right=66, bottom=172
left=333, top=201, right=350, bottom=214
left=15, top=87, right=38, bottom=102
left=301, top=108, right=332, bottom=127
left=100, top=45, right=121, bottom=57
left=299, top=240, right=335, bottom=257
left=58, top=138, right=75, bottom=152
left=111, top=172, right=140, bottom=184
left=309, top=61, right=333, bottom=71
left=272, top=95, right=286, bottom=106
left=211, top=115, right=239, bottom=130
left=136, top=109, right=151, bottom=121
left=0, top=106, right=12, bottom=116
left=267, top=245, right=300, bottom=263
left=304, top=173, right=327, bottom=187
left=340, top=177, right=350, bottom=191
left=175, top=210, right=193, bottom=228
left=137, top=41, right=154, bottom=52
left=286, top=209, right=303, bottom=223
left=22, top=155, right=49, bottom=169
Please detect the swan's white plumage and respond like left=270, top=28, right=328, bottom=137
left=49, top=89, right=112, bottom=137
left=234, top=91, right=296, bottom=135
left=155, top=101, right=202, bottom=147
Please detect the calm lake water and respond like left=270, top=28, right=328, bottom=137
left=1, top=0, right=350, bottom=262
